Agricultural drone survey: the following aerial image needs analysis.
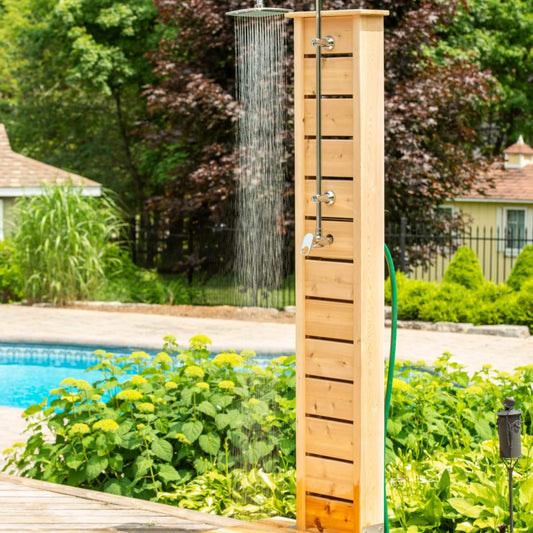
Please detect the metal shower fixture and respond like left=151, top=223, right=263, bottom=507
left=227, top=0, right=291, bottom=17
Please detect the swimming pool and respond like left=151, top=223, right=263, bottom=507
left=0, top=343, right=286, bottom=409
left=0, top=343, right=139, bottom=409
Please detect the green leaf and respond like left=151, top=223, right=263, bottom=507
left=455, top=523, right=475, bottom=533
left=66, top=453, right=85, bottom=470
left=210, top=393, right=234, bottom=409
left=436, top=469, right=450, bottom=498
left=197, top=401, right=217, bottom=418
left=214, top=413, right=232, bottom=430
left=103, top=479, right=123, bottom=496
left=448, top=498, right=482, bottom=519
left=158, top=464, right=182, bottom=482
left=133, top=455, right=153, bottom=479
left=109, top=454, right=123, bottom=472
left=519, top=477, right=533, bottom=511
left=23, top=404, right=42, bottom=416
left=199, top=433, right=221, bottom=455
left=182, top=420, right=203, bottom=444
left=249, top=441, right=274, bottom=462
left=86, top=455, right=108, bottom=481
left=152, top=438, right=173, bottom=462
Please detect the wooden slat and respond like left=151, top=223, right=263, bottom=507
left=305, top=495, right=354, bottom=533
left=305, top=377, right=353, bottom=420
left=304, top=179, right=354, bottom=219
left=304, top=99, right=353, bottom=137
left=293, top=15, right=309, bottom=533
left=303, top=17, right=354, bottom=54
left=305, top=338, right=354, bottom=380
left=304, top=259, right=353, bottom=300
left=352, top=14, right=386, bottom=530
left=305, top=417, right=353, bottom=461
left=304, top=57, right=353, bottom=95
left=303, top=219, right=353, bottom=260
left=305, top=299, right=353, bottom=341
left=304, top=139, right=353, bottom=178
left=305, top=456, right=353, bottom=501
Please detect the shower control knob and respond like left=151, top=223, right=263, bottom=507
left=300, top=233, right=314, bottom=256
left=312, top=190, right=335, bottom=205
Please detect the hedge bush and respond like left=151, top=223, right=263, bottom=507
left=507, top=244, right=533, bottom=291
left=442, top=246, right=485, bottom=290
left=0, top=239, right=23, bottom=303
left=386, top=246, right=533, bottom=332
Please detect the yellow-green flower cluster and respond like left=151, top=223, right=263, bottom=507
left=70, top=423, right=90, bottom=435
left=59, top=378, right=92, bottom=391
left=185, top=365, right=205, bottom=379
left=196, top=382, right=210, bottom=391
left=61, top=393, right=81, bottom=402
left=164, top=381, right=178, bottom=390
left=93, top=419, right=119, bottom=432
left=129, top=375, right=148, bottom=386
left=129, top=351, right=150, bottom=363
left=189, top=334, right=212, bottom=349
left=175, top=433, right=189, bottom=444
left=154, top=351, right=172, bottom=366
left=392, top=378, right=410, bottom=393
left=137, top=402, right=155, bottom=413
left=116, top=389, right=143, bottom=401
left=218, top=380, right=235, bottom=390
left=213, top=352, right=244, bottom=367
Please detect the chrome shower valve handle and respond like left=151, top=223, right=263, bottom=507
left=300, top=232, right=334, bottom=256
left=312, top=190, right=335, bottom=205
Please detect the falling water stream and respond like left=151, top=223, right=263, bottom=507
left=234, top=14, right=287, bottom=305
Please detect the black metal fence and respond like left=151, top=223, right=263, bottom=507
left=386, top=218, right=532, bottom=284
left=131, top=220, right=530, bottom=308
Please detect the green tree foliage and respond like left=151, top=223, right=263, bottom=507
left=443, top=246, right=485, bottom=289
left=0, top=0, right=159, bottom=258
left=0, top=239, right=22, bottom=302
left=434, top=0, right=533, bottom=152
left=13, top=186, right=125, bottom=305
left=506, top=244, right=533, bottom=291
left=145, top=0, right=496, bottom=270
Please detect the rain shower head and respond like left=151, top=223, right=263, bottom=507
left=227, top=1, right=291, bottom=17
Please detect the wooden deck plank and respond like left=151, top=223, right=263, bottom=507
left=0, top=474, right=298, bottom=533
left=0, top=473, right=242, bottom=532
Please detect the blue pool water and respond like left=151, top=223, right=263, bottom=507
left=0, top=343, right=140, bottom=409
left=0, top=343, right=288, bottom=409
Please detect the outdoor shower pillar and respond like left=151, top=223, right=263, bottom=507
left=287, top=10, right=387, bottom=533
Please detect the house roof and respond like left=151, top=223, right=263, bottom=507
left=503, top=135, right=533, bottom=155
left=0, top=123, right=101, bottom=196
left=456, top=136, right=533, bottom=204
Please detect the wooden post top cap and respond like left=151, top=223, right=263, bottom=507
left=285, top=9, right=389, bottom=19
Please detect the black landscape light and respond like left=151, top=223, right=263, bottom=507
left=496, top=397, right=522, bottom=533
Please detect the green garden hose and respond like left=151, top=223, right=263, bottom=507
left=384, top=244, right=398, bottom=533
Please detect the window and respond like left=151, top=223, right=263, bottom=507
left=497, top=207, right=532, bottom=256
left=506, top=209, right=526, bottom=251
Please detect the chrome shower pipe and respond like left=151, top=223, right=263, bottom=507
left=301, top=1, right=335, bottom=255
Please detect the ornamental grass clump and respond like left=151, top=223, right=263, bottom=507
left=13, top=185, right=125, bottom=305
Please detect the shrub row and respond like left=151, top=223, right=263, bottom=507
left=386, top=245, right=533, bottom=332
